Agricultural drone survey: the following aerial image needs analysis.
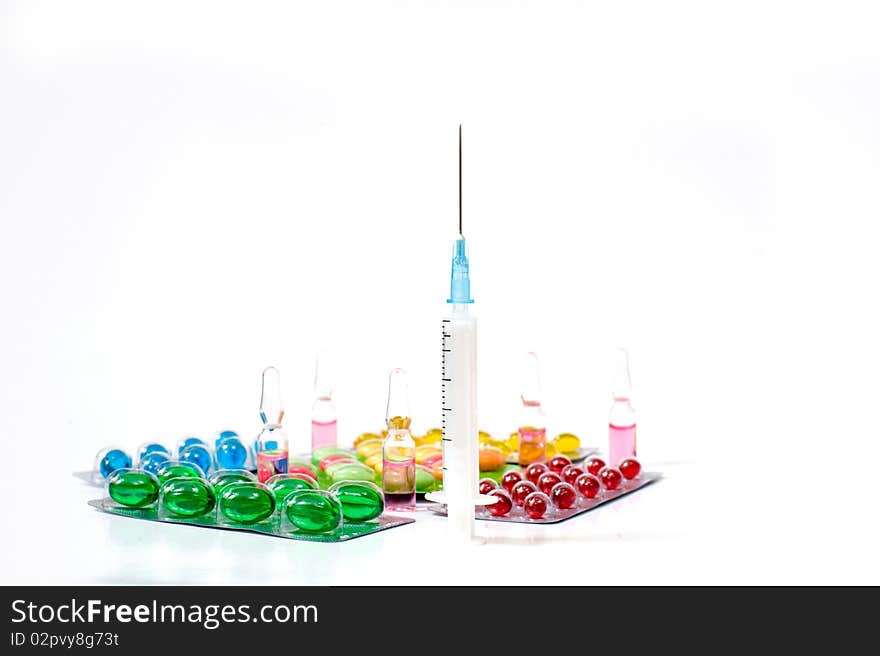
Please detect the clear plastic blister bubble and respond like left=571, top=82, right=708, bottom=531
left=106, top=468, right=160, bottom=509
left=266, top=473, right=319, bottom=507
left=154, top=460, right=206, bottom=485
left=327, top=480, right=385, bottom=522
left=209, top=468, right=257, bottom=495
left=281, top=489, right=343, bottom=535
left=484, top=488, right=513, bottom=517
left=176, top=436, right=208, bottom=456
left=523, top=491, right=551, bottom=519
left=158, top=476, right=217, bottom=521
left=214, top=429, right=240, bottom=447
left=549, top=481, right=578, bottom=510
left=179, top=443, right=213, bottom=476
left=216, top=481, right=276, bottom=528
left=136, top=442, right=171, bottom=465
left=215, top=435, right=250, bottom=470
left=92, top=446, right=133, bottom=483
left=139, top=451, right=171, bottom=476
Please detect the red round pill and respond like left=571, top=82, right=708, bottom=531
left=479, top=478, right=498, bottom=495
left=599, top=466, right=623, bottom=490
left=547, top=455, right=572, bottom=474
left=584, top=457, right=606, bottom=477
left=575, top=473, right=601, bottom=499
left=511, top=480, right=538, bottom=506
left=523, top=491, right=549, bottom=519
left=562, top=465, right=585, bottom=486
left=501, top=470, right=523, bottom=493
left=525, top=463, right=548, bottom=484
left=550, top=482, right=577, bottom=509
left=537, top=471, right=563, bottom=495
left=486, top=489, right=513, bottom=517
left=619, top=458, right=642, bottom=480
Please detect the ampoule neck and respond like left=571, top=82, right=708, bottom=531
left=386, top=415, right=412, bottom=431
left=384, top=428, right=414, bottom=445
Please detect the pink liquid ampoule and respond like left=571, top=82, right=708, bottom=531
left=311, top=350, right=338, bottom=452
left=608, top=347, right=637, bottom=467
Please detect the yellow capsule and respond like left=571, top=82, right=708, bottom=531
left=356, top=439, right=383, bottom=459
left=354, top=432, right=382, bottom=447
left=481, top=439, right=511, bottom=456
left=544, top=442, right=557, bottom=458
left=478, top=430, right=493, bottom=443
left=364, top=452, right=382, bottom=468
left=507, top=432, right=519, bottom=450
left=421, top=428, right=442, bottom=444
left=553, top=432, right=581, bottom=453
left=415, top=444, right=442, bottom=464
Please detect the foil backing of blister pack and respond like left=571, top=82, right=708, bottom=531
left=88, top=498, right=414, bottom=543
left=429, top=471, right=661, bottom=524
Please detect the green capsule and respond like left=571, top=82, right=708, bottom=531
left=155, top=461, right=204, bottom=485
left=108, top=469, right=159, bottom=508
left=284, top=490, right=343, bottom=533
left=219, top=483, right=276, bottom=524
left=328, top=462, right=376, bottom=484
left=415, top=465, right=437, bottom=493
left=328, top=481, right=384, bottom=521
left=311, top=446, right=357, bottom=466
left=267, top=473, right=318, bottom=504
left=209, top=469, right=257, bottom=493
left=161, top=477, right=216, bottom=517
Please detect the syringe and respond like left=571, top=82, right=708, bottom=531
left=426, top=126, right=494, bottom=542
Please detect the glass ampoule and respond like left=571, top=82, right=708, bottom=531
left=517, top=352, right=547, bottom=466
left=382, top=368, right=416, bottom=512
left=609, top=347, right=637, bottom=467
left=256, top=366, right=289, bottom=483
left=311, top=350, right=338, bottom=451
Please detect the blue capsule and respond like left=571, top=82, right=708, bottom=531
left=138, top=442, right=170, bottom=463
left=216, top=437, right=248, bottom=470
left=140, top=451, right=170, bottom=476
left=178, top=437, right=207, bottom=455
left=99, top=449, right=132, bottom=478
left=180, top=444, right=213, bottom=475
left=215, top=430, right=239, bottom=446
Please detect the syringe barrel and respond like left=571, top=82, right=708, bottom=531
left=441, top=303, right=479, bottom=541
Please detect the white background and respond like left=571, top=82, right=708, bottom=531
left=1, top=0, right=878, bottom=584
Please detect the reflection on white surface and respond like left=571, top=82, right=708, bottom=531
left=0, top=463, right=687, bottom=585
